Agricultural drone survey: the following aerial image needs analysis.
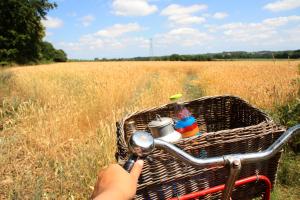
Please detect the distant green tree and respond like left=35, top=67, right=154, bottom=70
left=40, top=41, right=67, bottom=62
left=40, top=41, right=56, bottom=60
left=53, top=49, right=67, bottom=62
left=0, top=0, right=57, bottom=64
left=170, top=54, right=181, bottom=61
left=275, top=52, right=289, bottom=59
left=290, top=50, right=300, bottom=59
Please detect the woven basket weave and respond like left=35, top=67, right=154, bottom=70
left=116, top=95, right=285, bottom=200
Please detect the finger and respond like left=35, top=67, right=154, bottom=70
left=129, top=160, right=144, bottom=182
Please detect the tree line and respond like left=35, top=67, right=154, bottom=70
left=94, top=50, right=300, bottom=62
left=0, top=0, right=67, bottom=66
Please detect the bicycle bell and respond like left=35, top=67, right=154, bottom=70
left=148, top=114, right=182, bottom=143
left=128, top=130, right=155, bottom=157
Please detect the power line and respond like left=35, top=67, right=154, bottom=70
left=149, top=38, right=153, bottom=60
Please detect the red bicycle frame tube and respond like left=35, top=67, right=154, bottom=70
left=169, top=175, right=271, bottom=200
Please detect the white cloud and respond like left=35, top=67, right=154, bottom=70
left=219, top=15, right=300, bottom=43
left=59, top=42, right=82, bottom=51
left=222, top=23, right=277, bottom=42
left=59, top=36, right=149, bottom=52
left=60, top=37, right=122, bottom=51
left=95, top=23, right=142, bottom=38
left=59, top=26, right=212, bottom=55
left=161, top=4, right=207, bottom=16
left=42, top=16, right=63, bottom=28
left=161, top=4, right=207, bottom=26
left=112, top=0, right=158, bottom=16
left=262, top=15, right=300, bottom=26
left=155, top=27, right=212, bottom=47
left=213, top=12, right=228, bottom=19
left=284, top=26, right=300, bottom=42
left=264, top=0, right=300, bottom=12
left=80, top=35, right=124, bottom=49
left=168, top=15, right=206, bottom=25
left=122, top=37, right=150, bottom=48
left=58, top=23, right=146, bottom=52
left=80, top=15, right=95, bottom=27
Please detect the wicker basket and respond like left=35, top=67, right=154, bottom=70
left=116, top=95, right=285, bottom=200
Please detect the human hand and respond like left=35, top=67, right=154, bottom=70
left=91, top=160, right=144, bottom=200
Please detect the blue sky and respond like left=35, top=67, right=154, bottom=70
left=43, top=0, right=300, bottom=59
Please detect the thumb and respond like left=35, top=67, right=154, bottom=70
left=130, top=160, right=144, bottom=182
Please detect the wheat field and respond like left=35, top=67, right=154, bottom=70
left=0, top=61, right=299, bottom=199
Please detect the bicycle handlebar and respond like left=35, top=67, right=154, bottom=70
left=124, top=125, right=300, bottom=171
left=154, top=125, right=300, bottom=168
left=123, top=124, right=300, bottom=200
